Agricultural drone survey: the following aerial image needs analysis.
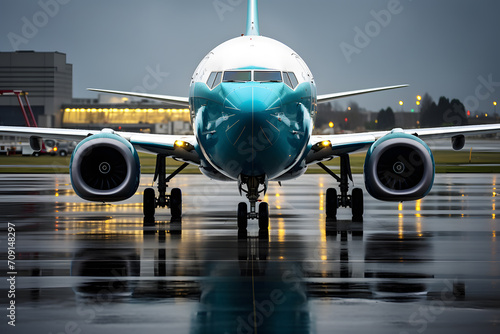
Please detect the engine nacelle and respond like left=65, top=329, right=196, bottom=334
left=70, top=133, right=141, bottom=202
left=364, top=131, right=435, bottom=201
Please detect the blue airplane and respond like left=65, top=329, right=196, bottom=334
left=1, top=0, right=500, bottom=230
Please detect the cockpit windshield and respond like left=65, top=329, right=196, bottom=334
left=254, top=71, right=282, bottom=82
left=223, top=71, right=252, bottom=82
left=218, top=70, right=294, bottom=86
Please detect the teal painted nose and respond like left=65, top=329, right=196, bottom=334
left=223, top=86, right=282, bottom=152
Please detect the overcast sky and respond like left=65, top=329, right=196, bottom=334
left=1, top=0, right=499, bottom=113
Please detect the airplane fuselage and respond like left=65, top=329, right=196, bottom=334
left=189, top=35, right=317, bottom=181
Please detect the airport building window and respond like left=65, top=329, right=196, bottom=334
left=223, top=71, right=251, bottom=82
left=62, top=107, right=191, bottom=125
left=254, top=71, right=282, bottom=82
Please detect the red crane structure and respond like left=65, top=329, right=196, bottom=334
left=0, top=90, right=37, bottom=127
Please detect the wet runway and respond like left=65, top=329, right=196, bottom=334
left=1, top=173, right=499, bottom=333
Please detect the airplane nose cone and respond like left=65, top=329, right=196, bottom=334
left=223, top=86, right=282, bottom=152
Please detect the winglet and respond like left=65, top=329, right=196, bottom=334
left=246, top=0, right=260, bottom=36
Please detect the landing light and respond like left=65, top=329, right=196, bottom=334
left=312, top=140, right=332, bottom=152
left=174, top=140, right=194, bottom=151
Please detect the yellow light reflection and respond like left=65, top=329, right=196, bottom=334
left=277, top=217, right=285, bottom=243
left=319, top=189, right=324, bottom=211
left=398, top=215, right=404, bottom=239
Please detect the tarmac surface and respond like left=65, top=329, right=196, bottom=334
left=0, top=173, right=499, bottom=334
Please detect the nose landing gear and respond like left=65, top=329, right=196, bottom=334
left=237, top=175, right=269, bottom=230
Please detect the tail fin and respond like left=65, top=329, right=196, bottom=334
left=246, top=0, right=260, bottom=36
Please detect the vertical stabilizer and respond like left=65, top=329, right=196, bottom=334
left=246, top=0, right=260, bottom=36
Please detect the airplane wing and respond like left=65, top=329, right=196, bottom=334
left=0, top=126, right=200, bottom=165
left=306, top=123, right=500, bottom=164
left=87, top=88, right=190, bottom=107
left=317, top=84, right=409, bottom=104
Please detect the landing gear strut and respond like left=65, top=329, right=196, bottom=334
left=318, top=154, right=364, bottom=222
left=143, top=154, right=189, bottom=220
left=237, top=175, right=269, bottom=230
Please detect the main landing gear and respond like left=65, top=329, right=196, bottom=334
left=143, top=154, right=189, bottom=221
left=318, top=154, right=364, bottom=222
left=237, top=175, right=269, bottom=230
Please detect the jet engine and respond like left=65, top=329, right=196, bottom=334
left=364, top=131, right=435, bottom=201
left=70, top=133, right=141, bottom=202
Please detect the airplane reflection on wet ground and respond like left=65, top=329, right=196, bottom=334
left=0, top=174, right=499, bottom=334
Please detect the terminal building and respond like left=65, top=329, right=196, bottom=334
left=0, top=51, right=192, bottom=134
left=0, top=51, right=72, bottom=127
left=61, top=101, right=192, bottom=134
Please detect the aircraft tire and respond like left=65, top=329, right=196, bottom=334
left=326, top=188, right=338, bottom=220
left=237, top=202, right=248, bottom=230
left=170, top=188, right=182, bottom=218
left=143, top=187, right=156, bottom=218
left=258, top=202, right=269, bottom=230
left=352, top=188, right=364, bottom=222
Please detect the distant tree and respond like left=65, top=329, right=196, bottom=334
left=419, top=93, right=436, bottom=127
left=419, top=93, right=468, bottom=127
left=377, top=107, right=395, bottom=130
left=446, top=99, right=468, bottom=126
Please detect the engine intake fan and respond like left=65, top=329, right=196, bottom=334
left=70, top=133, right=141, bottom=202
left=364, top=131, right=435, bottom=201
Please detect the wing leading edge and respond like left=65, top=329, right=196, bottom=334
left=0, top=126, right=199, bottom=165
left=87, top=88, right=190, bottom=107
left=307, top=123, right=500, bottom=164
left=317, top=84, right=409, bottom=104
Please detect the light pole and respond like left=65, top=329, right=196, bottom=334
left=494, top=101, right=497, bottom=117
